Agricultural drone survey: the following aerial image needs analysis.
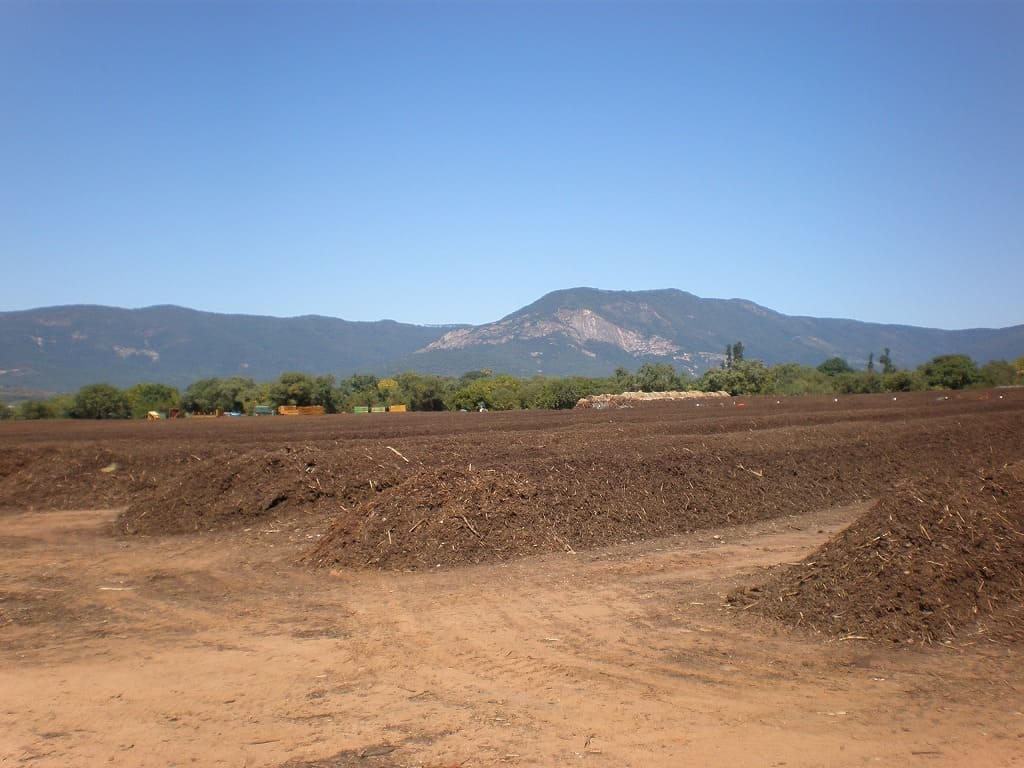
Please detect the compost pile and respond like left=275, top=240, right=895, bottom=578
left=117, top=447, right=333, bottom=534
left=306, top=466, right=556, bottom=568
left=575, top=390, right=730, bottom=408
left=114, top=443, right=419, bottom=535
left=305, top=401, right=1024, bottom=571
left=0, top=445, right=155, bottom=511
left=733, top=461, right=1024, bottom=645
left=3, top=392, right=1023, bottom=579
left=305, top=447, right=811, bottom=570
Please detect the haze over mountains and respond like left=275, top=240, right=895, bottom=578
left=1, top=288, right=1021, bottom=399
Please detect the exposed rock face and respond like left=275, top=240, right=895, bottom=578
left=423, top=307, right=681, bottom=357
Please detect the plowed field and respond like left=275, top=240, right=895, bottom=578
left=2, top=391, right=1023, bottom=767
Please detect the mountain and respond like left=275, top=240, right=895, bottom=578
left=396, top=288, right=1024, bottom=378
left=0, top=305, right=454, bottom=398
left=1, top=290, right=1021, bottom=398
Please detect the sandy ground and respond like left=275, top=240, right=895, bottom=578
left=2, top=502, right=1022, bottom=767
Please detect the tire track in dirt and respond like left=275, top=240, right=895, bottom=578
left=3, top=489, right=1023, bottom=765
left=308, top=496, right=1024, bottom=766
left=325, top=503, right=888, bottom=765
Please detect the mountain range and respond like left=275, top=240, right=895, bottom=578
left=1, top=288, right=1021, bottom=399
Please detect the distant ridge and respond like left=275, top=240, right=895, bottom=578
left=1, top=289, right=1021, bottom=398
left=395, top=287, right=1024, bottom=378
left=0, top=304, right=453, bottom=397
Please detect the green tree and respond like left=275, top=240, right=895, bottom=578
left=311, top=375, right=338, bottom=413
left=394, top=371, right=454, bottom=411
left=817, top=357, right=854, bottom=376
left=878, top=347, right=895, bottom=374
left=526, top=376, right=607, bottom=410
left=882, top=370, right=918, bottom=392
left=376, top=377, right=401, bottom=406
left=770, top=364, right=831, bottom=396
left=458, top=369, right=493, bottom=386
left=699, top=360, right=771, bottom=395
left=182, top=378, right=217, bottom=413
left=636, top=362, right=685, bottom=393
left=246, top=381, right=275, bottom=412
left=833, top=371, right=883, bottom=394
left=979, top=360, right=1016, bottom=387
left=723, top=341, right=746, bottom=368
left=18, top=399, right=60, bottom=419
left=338, top=373, right=381, bottom=410
left=917, top=354, right=981, bottom=390
left=183, top=377, right=257, bottom=413
left=71, top=383, right=130, bottom=419
left=449, top=374, right=523, bottom=411
left=124, top=382, right=181, bottom=419
left=270, top=372, right=315, bottom=407
left=51, top=394, right=75, bottom=417
left=611, top=366, right=636, bottom=393
left=0, top=399, right=11, bottom=420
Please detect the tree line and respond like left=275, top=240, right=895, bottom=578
left=2, top=349, right=1022, bottom=420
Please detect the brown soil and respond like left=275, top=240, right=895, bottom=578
left=2, top=390, right=1024, bottom=766
left=733, top=461, right=1024, bottom=646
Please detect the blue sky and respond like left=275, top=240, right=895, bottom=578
left=2, top=1, right=1021, bottom=330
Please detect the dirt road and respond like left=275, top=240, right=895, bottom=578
left=3, top=501, right=1021, bottom=767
